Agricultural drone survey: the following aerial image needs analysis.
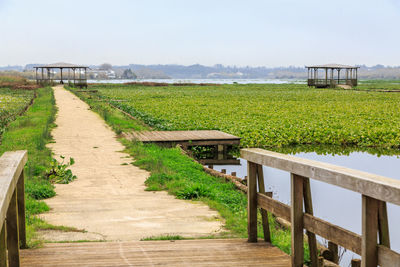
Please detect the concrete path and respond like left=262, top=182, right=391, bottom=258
left=40, top=86, right=223, bottom=241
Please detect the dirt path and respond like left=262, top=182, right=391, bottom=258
left=40, top=86, right=223, bottom=242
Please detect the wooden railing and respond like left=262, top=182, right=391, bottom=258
left=0, top=151, right=27, bottom=267
left=241, top=148, right=400, bottom=267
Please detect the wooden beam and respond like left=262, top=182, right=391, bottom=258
left=247, top=161, right=258, bottom=242
left=378, top=201, right=390, bottom=248
left=241, top=148, right=400, bottom=206
left=362, top=195, right=378, bottom=267
left=378, top=245, right=400, bottom=267
left=291, top=173, right=304, bottom=267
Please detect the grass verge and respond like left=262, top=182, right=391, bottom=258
left=0, top=87, right=58, bottom=247
left=69, top=87, right=311, bottom=264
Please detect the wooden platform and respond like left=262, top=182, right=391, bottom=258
left=21, top=239, right=290, bottom=267
left=131, top=130, right=241, bottom=146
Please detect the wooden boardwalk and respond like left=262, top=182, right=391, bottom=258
left=21, top=239, right=290, bottom=267
left=131, top=130, right=240, bottom=146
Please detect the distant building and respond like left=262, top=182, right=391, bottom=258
left=306, top=64, right=359, bottom=88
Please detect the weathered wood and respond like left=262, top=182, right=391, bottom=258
left=318, top=256, right=324, bottom=267
left=256, top=164, right=271, bottom=243
left=302, top=177, right=318, bottom=267
left=377, top=244, right=400, bottom=267
left=6, top=190, right=20, bottom=267
left=17, top=172, right=26, bottom=249
left=291, top=173, right=304, bottom=267
left=378, top=201, right=390, bottom=248
left=257, top=191, right=362, bottom=254
left=361, top=195, right=378, bottom=267
left=328, top=241, right=339, bottom=264
left=351, top=259, right=361, bottom=267
left=247, top=162, right=258, bottom=243
left=0, top=151, right=27, bottom=232
left=0, top=224, right=6, bottom=267
left=21, top=239, right=291, bottom=267
left=257, top=193, right=290, bottom=221
left=241, top=148, right=400, bottom=206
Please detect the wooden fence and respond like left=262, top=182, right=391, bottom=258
left=241, top=148, right=400, bottom=267
left=0, top=151, right=27, bottom=267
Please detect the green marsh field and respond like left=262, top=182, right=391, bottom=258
left=89, top=82, right=400, bottom=154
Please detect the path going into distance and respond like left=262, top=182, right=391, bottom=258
left=40, top=86, right=223, bottom=241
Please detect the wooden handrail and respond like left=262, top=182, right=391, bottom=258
left=241, top=148, right=400, bottom=267
left=0, top=150, right=27, bottom=267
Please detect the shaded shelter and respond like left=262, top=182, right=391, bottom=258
left=34, top=62, right=89, bottom=88
left=306, top=64, right=359, bottom=88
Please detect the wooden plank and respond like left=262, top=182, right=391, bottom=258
left=0, top=151, right=27, bottom=233
left=328, top=241, right=339, bottom=264
left=6, top=190, right=20, bottom=267
left=256, top=164, right=271, bottom=243
left=17, top=172, right=26, bottom=249
left=0, top=224, right=6, bottom=267
left=362, top=195, right=378, bottom=267
left=378, top=244, right=400, bottom=267
left=302, top=177, right=318, bottom=267
left=241, top=148, right=400, bottom=206
left=291, top=173, right=304, bottom=267
left=247, top=161, right=258, bottom=242
left=132, top=130, right=241, bottom=143
left=21, top=239, right=291, bottom=267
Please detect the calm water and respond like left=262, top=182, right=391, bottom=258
left=211, top=152, right=400, bottom=266
left=87, top=78, right=305, bottom=84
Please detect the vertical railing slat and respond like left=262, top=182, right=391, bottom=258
left=6, top=190, right=20, bottom=267
left=378, top=201, right=390, bottom=248
left=247, top=161, right=258, bottom=242
left=302, top=177, right=318, bottom=266
left=256, top=164, right=271, bottom=243
left=362, top=195, right=379, bottom=267
left=291, top=173, right=304, bottom=267
left=17, top=171, right=26, bottom=249
left=0, top=224, right=6, bottom=267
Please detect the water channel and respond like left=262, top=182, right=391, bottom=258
left=210, top=151, right=400, bottom=266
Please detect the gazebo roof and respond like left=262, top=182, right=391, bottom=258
left=305, top=64, right=359, bottom=69
left=34, top=62, right=88, bottom=68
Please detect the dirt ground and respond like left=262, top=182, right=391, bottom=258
left=39, top=86, right=223, bottom=242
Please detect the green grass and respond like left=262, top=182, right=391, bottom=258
left=70, top=87, right=311, bottom=264
left=0, top=87, right=57, bottom=247
left=86, top=82, right=400, bottom=155
left=141, top=235, right=184, bottom=241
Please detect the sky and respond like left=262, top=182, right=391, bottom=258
left=0, top=0, right=399, bottom=67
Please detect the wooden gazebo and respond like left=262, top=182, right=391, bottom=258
left=306, top=64, right=359, bottom=88
left=34, top=62, right=89, bottom=88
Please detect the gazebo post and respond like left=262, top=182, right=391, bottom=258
left=325, top=68, right=328, bottom=86
left=35, top=68, right=38, bottom=84
left=60, top=68, right=63, bottom=84
left=73, top=68, right=76, bottom=86
left=337, top=69, right=340, bottom=84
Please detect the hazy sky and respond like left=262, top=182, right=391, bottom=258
left=0, top=0, right=399, bottom=67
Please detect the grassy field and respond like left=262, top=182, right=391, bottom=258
left=0, top=87, right=59, bottom=247
left=86, top=82, right=400, bottom=154
left=0, top=87, right=35, bottom=137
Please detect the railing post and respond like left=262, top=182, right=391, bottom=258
left=362, top=195, right=379, bottom=267
left=0, top=224, right=6, bottom=267
left=247, top=161, right=258, bottom=242
left=291, top=173, right=304, bottom=267
left=17, top=171, right=26, bottom=249
left=378, top=201, right=390, bottom=248
left=6, top=190, right=20, bottom=267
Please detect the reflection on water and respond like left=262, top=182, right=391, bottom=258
left=210, top=151, right=400, bottom=266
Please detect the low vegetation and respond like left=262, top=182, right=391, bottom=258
left=0, top=87, right=58, bottom=247
left=84, top=82, right=400, bottom=155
